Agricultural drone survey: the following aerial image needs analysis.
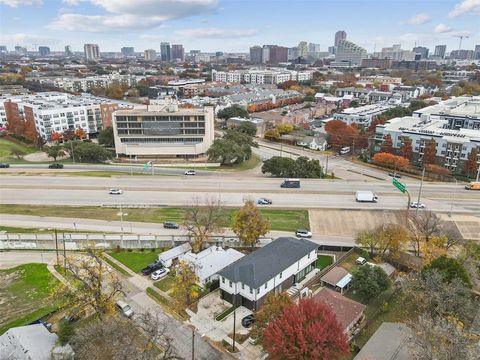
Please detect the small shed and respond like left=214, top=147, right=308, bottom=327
left=158, top=243, right=191, bottom=268
left=321, top=266, right=352, bottom=294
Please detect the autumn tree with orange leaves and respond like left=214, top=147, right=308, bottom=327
left=372, top=152, right=409, bottom=170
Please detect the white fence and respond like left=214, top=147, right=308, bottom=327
left=0, top=233, right=272, bottom=250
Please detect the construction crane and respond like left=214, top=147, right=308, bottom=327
left=454, top=35, right=469, bottom=50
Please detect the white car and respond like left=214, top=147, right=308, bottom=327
left=109, top=188, right=123, bottom=195
left=295, top=229, right=312, bottom=238
left=151, top=268, right=169, bottom=281
left=257, top=198, right=272, bottom=205
left=409, top=201, right=425, bottom=208
left=184, top=170, right=196, bottom=176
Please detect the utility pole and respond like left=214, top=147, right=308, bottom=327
left=415, top=167, right=425, bottom=216
left=62, top=232, right=67, bottom=269
left=70, top=141, right=75, bottom=163
left=449, top=178, right=458, bottom=217
left=232, top=282, right=237, bottom=353
left=191, top=328, right=195, bottom=360
left=325, top=154, right=329, bottom=175
left=54, top=229, right=59, bottom=266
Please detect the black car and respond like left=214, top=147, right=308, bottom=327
left=141, top=262, right=163, bottom=276
left=0, top=163, right=10, bottom=168
left=241, top=314, right=255, bottom=328
left=49, top=163, right=64, bottom=169
left=388, top=172, right=401, bottom=178
left=163, top=221, right=179, bottom=229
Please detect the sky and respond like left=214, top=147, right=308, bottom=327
left=0, top=0, right=479, bottom=54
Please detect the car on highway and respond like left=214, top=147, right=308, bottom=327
left=116, top=300, right=134, bottom=318
left=241, top=314, right=255, bottom=328
left=295, top=229, right=312, bottom=238
left=409, top=201, right=425, bottom=208
left=388, top=172, right=402, bottom=178
left=141, top=262, right=163, bottom=276
left=48, top=163, right=64, bottom=169
left=151, top=268, right=169, bottom=281
left=109, top=188, right=123, bottom=195
left=257, top=198, right=272, bottom=205
left=163, top=221, right=179, bottom=229
left=184, top=170, right=196, bottom=176
left=0, top=163, right=10, bottom=168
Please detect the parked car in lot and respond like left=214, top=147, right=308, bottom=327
left=388, top=172, right=402, bottom=178
left=163, top=221, right=179, bottom=229
left=184, top=170, right=196, bottom=176
left=151, top=268, right=169, bottom=281
left=257, top=197, right=272, bottom=205
left=48, top=163, right=64, bottom=169
left=409, top=201, right=425, bottom=208
left=295, top=229, right=312, bottom=238
left=141, top=262, right=163, bottom=275
left=241, top=314, right=255, bottom=328
left=116, top=300, right=134, bottom=318
left=109, top=188, right=123, bottom=195
left=0, top=163, right=10, bottom=168
left=355, top=257, right=367, bottom=265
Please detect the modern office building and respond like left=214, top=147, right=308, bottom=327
left=450, top=49, right=475, bottom=60
left=374, top=97, right=480, bottom=171
left=212, top=69, right=313, bottom=84
left=376, top=45, right=415, bottom=61
left=64, top=45, right=73, bottom=56
left=1, top=92, right=135, bottom=139
left=144, top=49, right=157, bottom=61
left=121, top=47, right=135, bottom=56
left=0, top=45, right=7, bottom=53
left=269, top=46, right=288, bottom=63
left=112, top=98, right=214, bottom=158
left=15, top=46, right=27, bottom=55
left=249, top=46, right=263, bottom=64
left=160, top=42, right=171, bottom=61
left=335, top=30, right=347, bottom=46
left=38, top=46, right=50, bottom=57
left=413, top=46, right=429, bottom=60
left=171, top=44, right=185, bottom=61
left=298, top=41, right=308, bottom=58
left=475, top=45, right=480, bottom=59
left=434, top=45, right=447, bottom=59
left=336, top=40, right=367, bottom=66
left=262, top=45, right=274, bottom=64
left=84, top=43, right=100, bottom=61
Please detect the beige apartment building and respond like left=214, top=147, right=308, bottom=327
left=112, top=101, right=214, bottom=158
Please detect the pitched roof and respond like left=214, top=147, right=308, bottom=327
left=313, top=288, right=365, bottom=332
left=321, top=266, right=350, bottom=287
left=0, top=324, right=58, bottom=360
left=218, top=237, right=318, bottom=289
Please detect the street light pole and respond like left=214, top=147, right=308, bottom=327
left=476, top=166, right=480, bottom=182
left=449, top=178, right=458, bottom=217
left=415, top=167, right=425, bottom=216
left=191, top=328, right=195, bottom=360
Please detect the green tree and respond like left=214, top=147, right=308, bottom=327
left=217, top=105, right=249, bottom=120
left=276, top=123, right=294, bottom=135
left=44, top=144, right=66, bottom=162
left=67, top=141, right=112, bottom=163
left=58, top=320, right=75, bottom=346
left=264, top=128, right=280, bottom=140
left=423, top=256, right=472, bottom=288
left=261, top=156, right=296, bottom=177
left=351, top=265, right=389, bottom=300
left=98, top=126, right=114, bottom=148
left=294, top=156, right=323, bottom=178
left=206, top=139, right=245, bottom=165
left=232, top=200, right=270, bottom=249
left=171, top=260, right=200, bottom=310
left=236, top=121, right=257, bottom=137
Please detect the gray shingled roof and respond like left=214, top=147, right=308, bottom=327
left=218, top=237, right=318, bottom=289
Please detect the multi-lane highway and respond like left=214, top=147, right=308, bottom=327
left=1, top=175, right=478, bottom=214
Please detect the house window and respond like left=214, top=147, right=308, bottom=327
left=256, top=288, right=260, bottom=294
left=265, top=282, right=268, bottom=289
left=229, top=281, right=232, bottom=287
left=250, top=288, right=253, bottom=294
left=241, top=283, right=244, bottom=290
left=308, top=253, right=310, bottom=259
left=222, top=277, right=225, bottom=283
left=279, top=272, right=283, bottom=279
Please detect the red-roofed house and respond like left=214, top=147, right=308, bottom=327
left=313, top=287, right=365, bottom=338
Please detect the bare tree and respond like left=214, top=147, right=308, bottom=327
left=407, top=211, right=449, bottom=257
left=55, top=247, right=124, bottom=320
left=410, top=314, right=478, bottom=360
left=183, top=196, right=225, bottom=253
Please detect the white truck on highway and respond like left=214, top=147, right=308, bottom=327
left=355, top=191, right=378, bottom=203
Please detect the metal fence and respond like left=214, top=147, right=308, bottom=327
left=0, top=233, right=273, bottom=251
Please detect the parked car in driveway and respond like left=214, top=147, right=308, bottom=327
left=257, top=197, right=272, bottom=205
left=163, top=221, right=179, bottom=229
left=409, top=201, right=425, bottom=208
left=141, top=262, right=162, bottom=276
left=295, top=229, right=312, bottom=238
left=0, top=163, right=10, bottom=168
left=116, top=300, right=134, bottom=318
left=48, top=163, right=64, bottom=169
left=184, top=170, right=196, bottom=175
left=241, top=314, right=255, bottom=328
left=151, top=268, right=169, bottom=281
left=109, top=188, right=123, bottom=195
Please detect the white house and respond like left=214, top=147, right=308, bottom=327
left=178, top=246, right=244, bottom=285
left=296, top=134, right=328, bottom=150
left=218, top=237, right=318, bottom=311
left=157, top=243, right=191, bottom=268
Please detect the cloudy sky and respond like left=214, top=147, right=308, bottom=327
left=0, top=0, right=479, bottom=53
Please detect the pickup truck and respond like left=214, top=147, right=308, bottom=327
left=355, top=191, right=378, bottom=203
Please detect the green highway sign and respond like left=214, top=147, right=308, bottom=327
left=392, top=178, right=406, bottom=193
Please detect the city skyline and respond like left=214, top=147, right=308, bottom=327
left=1, top=0, right=479, bottom=53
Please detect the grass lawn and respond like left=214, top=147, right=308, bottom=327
left=316, top=254, right=334, bottom=270
left=220, top=155, right=260, bottom=171
left=339, top=252, right=361, bottom=273
left=0, top=263, right=59, bottom=335
left=102, top=256, right=132, bottom=277
left=154, top=275, right=175, bottom=292
left=0, top=138, right=38, bottom=162
left=107, top=249, right=164, bottom=273
left=0, top=205, right=310, bottom=232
